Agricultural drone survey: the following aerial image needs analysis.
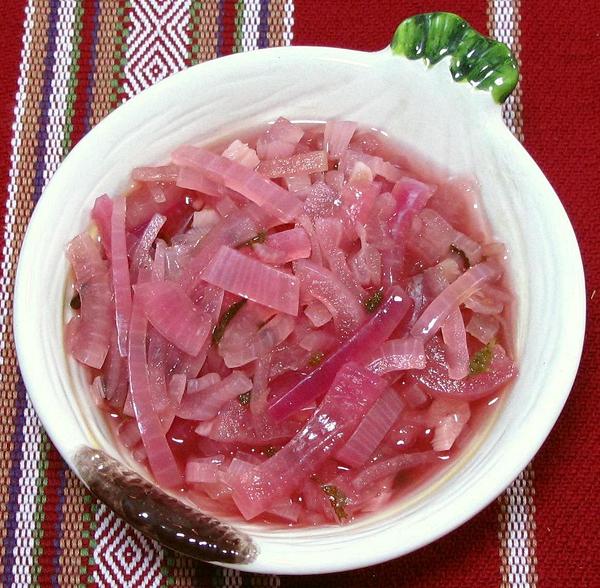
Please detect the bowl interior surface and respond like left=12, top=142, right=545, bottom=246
left=14, top=46, right=585, bottom=574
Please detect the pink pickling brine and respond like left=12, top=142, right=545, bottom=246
left=65, top=119, right=517, bottom=526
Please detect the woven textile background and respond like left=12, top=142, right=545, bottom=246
left=0, top=1, right=598, bottom=586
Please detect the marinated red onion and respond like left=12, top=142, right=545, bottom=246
left=66, top=118, right=517, bottom=526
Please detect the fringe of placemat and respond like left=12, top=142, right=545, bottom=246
left=0, top=1, right=293, bottom=587
left=488, top=2, right=539, bottom=587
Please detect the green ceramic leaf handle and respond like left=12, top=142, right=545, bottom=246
left=391, top=12, right=519, bottom=103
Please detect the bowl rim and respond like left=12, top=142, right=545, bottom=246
left=13, top=43, right=587, bottom=575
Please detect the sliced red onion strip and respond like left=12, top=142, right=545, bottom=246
left=201, top=246, right=300, bottom=316
left=136, top=280, right=211, bottom=356
left=336, top=388, right=405, bottom=468
left=128, top=297, right=181, bottom=488
left=132, top=213, right=166, bottom=270
left=231, top=363, right=386, bottom=520
left=91, top=194, right=113, bottom=258
left=466, top=313, right=500, bottom=344
left=172, top=145, right=301, bottom=223
left=111, top=195, right=133, bottom=356
left=177, top=371, right=252, bottom=420
left=367, top=337, right=426, bottom=374
left=268, top=286, right=411, bottom=422
left=411, top=261, right=501, bottom=340
left=257, top=151, right=328, bottom=178
left=132, top=164, right=179, bottom=183
left=293, top=259, right=364, bottom=337
left=254, top=227, right=311, bottom=265
left=441, top=309, right=470, bottom=380
left=352, top=451, right=438, bottom=490
left=324, top=121, right=357, bottom=159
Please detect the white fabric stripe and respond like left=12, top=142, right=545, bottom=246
left=242, top=0, right=261, bottom=52
left=283, top=0, right=295, bottom=46
left=123, top=0, right=192, bottom=100
left=491, top=0, right=524, bottom=139
left=93, top=504, right=163, bottom=588
left=93, top=505, right=120, bottom=588
left=8, top=1, right=77, bottom=586
left=95, top=2, right=192, bottom=586
left=490, top=2, right=536, bottom=587
left=0, top=0, right=35, bottom=359
left=41, top=0, right=78, bottom=183
left=498, top=465, right=538, bottom=587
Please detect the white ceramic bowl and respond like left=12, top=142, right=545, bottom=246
left=14, top=13, right=585, bottom=576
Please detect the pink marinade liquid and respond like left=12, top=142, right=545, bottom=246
left=99, top=122, right=515, bottom=527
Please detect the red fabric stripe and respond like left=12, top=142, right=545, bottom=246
left=220, top=0, right=237, bottom=56
left=70, top=0, right=96, bottom=146
left=38, top=444, right=64, bottom=585
left=287, top=3, right=500, bottom=586
left=292, top=1, right=488, bottom=50
left=0, top=1, right=27, bottom=255
left=281, top=505, right=500, bottom=587
left=520, top=1, right=600, bottom=585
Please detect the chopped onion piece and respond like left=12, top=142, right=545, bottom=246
left=389, top=178, right=434, bottom=239
left=340, top=149, right=404, bottom=183
left=466, top=313, right=500, bottom=344
left=250, top=355, right=271, bottom=416
left=367, top=337, right=426, bottom=374
left=254, top=228, right=311, bottom=265
left=185, top=455, right=225, bottom=484
left=324, top=121, right=357, bottom=159
left=187, top=373, right=221, bottom=393
left=192, top=208, right=220, bottom=232
left=201, top=246, right=300, bottom=316
left=177, top=165, right=238, bottom=200
left=441, top=309, right=470, bottom=380
left=410, top=336, right=516, bottom=400
left=65, top=235, right=112, bottom=369
left=222, top=139, right=259, bottom=169
left=336, top=388, right=405, bottom=467
left=304, top=301, right=332, bottom=327
left=136, top=281, right=211, bottom=356
left=428, top=398, right=470, bottom=452
left=349, top=161, right=373, bottom=184
left=284, top=174, right=312, bottom=192
left=294, top=259, right=364, bottom=336
left=411, top=261, right=501, bottom=340
left=132, top=213, right=166, bottom=270
left=177, top=371, right=252, bottom=420
left=257, top=151, right=328, bottom=178
left=256, top=117, right=304, bottom=160
left=172, top=145, right=301, bottom=223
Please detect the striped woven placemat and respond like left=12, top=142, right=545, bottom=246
left=1, top=1, right=597, bottom=587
